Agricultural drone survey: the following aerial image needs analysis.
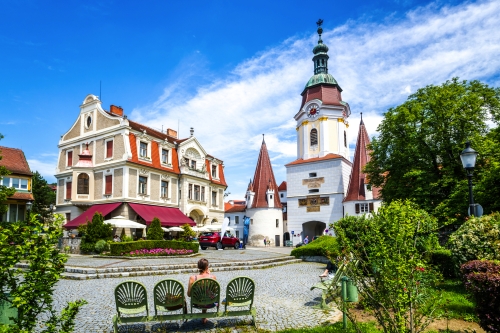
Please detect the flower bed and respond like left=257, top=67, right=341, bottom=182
left=124, top=248, right=194, bottom=257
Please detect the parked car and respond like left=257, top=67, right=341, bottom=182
left=198, top=232, right=240, bottom=250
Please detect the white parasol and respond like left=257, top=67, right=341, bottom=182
left=104, top=216, right=147, bottom=229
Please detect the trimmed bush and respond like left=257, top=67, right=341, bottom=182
left=147, top=217, right=164, bottom=240
left=78, top=212, right=113, bottom=254
left=429, top=249, right=456, bottom=278
left=461, top=260, right=500, bottom=332
left=110, top=240, right=199, bottom=256
left=291, top=236, right=341, bottom=259
left=94, top=239, right=109, bottom=254
left=448, top=212, right=500, bottom=271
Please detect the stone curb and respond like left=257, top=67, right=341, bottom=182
left=62, top=258, right=303, bottom=280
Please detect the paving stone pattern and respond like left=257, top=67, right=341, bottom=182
left=48, top=250, right=339, bottom=333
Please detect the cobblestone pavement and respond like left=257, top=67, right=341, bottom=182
left=51, top=252, right=339, bottom=333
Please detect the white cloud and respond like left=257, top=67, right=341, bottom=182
left=131, top=0, right=500, bottom=201
left=28, top=159, right=57, bottom=183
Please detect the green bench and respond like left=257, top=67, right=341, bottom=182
left=113, top=277, right=256, bottom=332
left=310, top=260, right=358, bottom=309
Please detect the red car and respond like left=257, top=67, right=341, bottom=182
left=198, top=232, right=240, bottom=250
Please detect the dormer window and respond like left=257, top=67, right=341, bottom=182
left=139, top=142, right=148, bottom=158
left=161, top=149, right=169, bottom=164
left=190, top=160, right=196, bottom=169
left=212, top=165, right=217, bottom=178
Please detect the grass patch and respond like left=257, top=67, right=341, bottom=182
left=278, top=321, right=381, bottom=333
left=432, top=279, right=478, bottom=322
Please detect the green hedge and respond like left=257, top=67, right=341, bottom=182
left=429, top=249, right=456, bottom=278
left=291, top=236, right=341, bottom=259
left=110, top=240, right=199, bottom=256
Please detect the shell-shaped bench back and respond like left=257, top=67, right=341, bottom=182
left=226, top=277, right=255, bottom=306
left=114, top=281, right=148, bottom=316
left=191, top=278, right=220, bottom=307
left=154, top=279, right=185, bottom=314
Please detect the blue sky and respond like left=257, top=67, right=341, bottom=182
left=1, top=0, right=500, bottom=201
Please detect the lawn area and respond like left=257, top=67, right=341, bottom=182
left=432, top=279, right=477, bottom=322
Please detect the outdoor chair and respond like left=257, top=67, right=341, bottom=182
left=222, top=276, right=256, bottom=324
left=190, top=278, right=220, bottom=314
left=153, top=279, right=187, bottom=320
left=113, top=280, right=149, bottom=331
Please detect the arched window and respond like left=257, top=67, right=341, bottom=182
left=310, top=129, right=318, bottom=146
left=344, top=130, right=347, bottom=148
left=77, top=173, right=89, bottom=194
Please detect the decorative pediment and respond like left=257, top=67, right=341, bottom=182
left=139, top=169, right=149, bottom=175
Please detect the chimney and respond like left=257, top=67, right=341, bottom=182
left=229, top=200, right=234, bottom=206
left=190, top=127, right=194, bottom=137
left=166, top=128, right=178, bottom=138
left=110, top=105, right=123, bottom=116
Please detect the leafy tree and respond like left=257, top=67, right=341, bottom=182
left=180, top=224, right=196, bottom=241
left=31, top=171, right=56, bottom=223
left=332, top=200, right=441, bottom=333
left=78, top=212, right=112, bottom=253
left=147, top=217, right=164, bottom=240
left=0, top=213, right=86, bottom=332
left=0, top=134, right=16, bottom=217
left=365, top=78, right=500, bottom=226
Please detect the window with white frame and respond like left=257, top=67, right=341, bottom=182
left=310, top=128, right=318, bottom=146
left=161, top=180, right=168, bottom=198
left=2, top=177, right=28, bottom=190
left=194, top=185, right=200, bottom=201
left=105, top=175, right=112, bottom=195
left=211, top=191, right=217, bottom=206
left=201, top=186, right=205, bottom=202
left=161, top=149, right=169, bottom=164
left=0, top=204, right=25, bottom=222
left=211, top=165, right=217, bottom=178
left=235, top=216, right=239, bottom=224
left=139, top=142, right=148, bottom=158
left=190, top=160, right=196, bottom=169
left=188, top=184, right=193, bottom=200
left=359, top=203, right=369, bottom=213
left=235, top=230, right=240, bottom=238
left=139, top=176, right=148, bottom=194
left=105, top=140, right=114, bottom=159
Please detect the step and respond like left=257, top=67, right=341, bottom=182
left=62, top=258, right=303, bottom=280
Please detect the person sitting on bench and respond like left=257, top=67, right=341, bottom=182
left=319, top=261, right=338, bottom=278
left=187, top=258, right=217, bottom=325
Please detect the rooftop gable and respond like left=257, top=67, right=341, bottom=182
left=0, top=146, right=32, bottom=176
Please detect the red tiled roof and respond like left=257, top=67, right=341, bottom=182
left=128, top=133, right=180, bottom=174
left=206, top=160, right=228, bottom=187
left=225, top=204, right=246, bottom=213
left=127, top=118, right=180, bottom=144
left=250, top=139, right=282, bottom=209
left=0, top=146, right=32, bottom=176
left=344, top=119, right=381, bottom=202
left=285, top=153, right=347, bottom=166
left=8, top=192, right=34, bottom=201
left=278, top=181, right=287, bottom=191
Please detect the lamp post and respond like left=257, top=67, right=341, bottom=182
left=25, top=200, right=33, bottom=222
left=460, top=141, right=478, bottom=217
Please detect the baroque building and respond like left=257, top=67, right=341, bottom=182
left=55, top=95, right=227, bottom=231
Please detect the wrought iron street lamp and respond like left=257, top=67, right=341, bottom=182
left=25, top=200, right=33, bottom=221
left=460, top=141, right=478, bottom=216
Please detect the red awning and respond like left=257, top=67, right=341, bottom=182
left=128, top=203, right=195, bottom=227
left=64, top=203, right=122, bottom=229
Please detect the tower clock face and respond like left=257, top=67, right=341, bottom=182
left=306, top=104, right=320, bottom=118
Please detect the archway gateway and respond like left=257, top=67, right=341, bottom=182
left=188, top=209, right=204, bottom=225
left=302, top=221, right=326, bottom=241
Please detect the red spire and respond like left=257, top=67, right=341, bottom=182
left=344, top=115, right=380, bottom=202
left=250, top=138, right=282, bottom=208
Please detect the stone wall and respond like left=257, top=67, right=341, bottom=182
left=59, top=237, right=82, bottom=254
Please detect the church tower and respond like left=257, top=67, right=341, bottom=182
left=343, top=114, right=382, bottom=216
left=285, top=20, right=352, bottom=245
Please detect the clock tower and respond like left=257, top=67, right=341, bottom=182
left=285, top=20, right=352, bottom=244
left=295, top=19, right=350, bottom=160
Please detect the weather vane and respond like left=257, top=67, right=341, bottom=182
left=316, top=19, right=323, bottom=27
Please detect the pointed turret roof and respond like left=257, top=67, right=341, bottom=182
left=250, top=136, right=282, bottom=209
left=247, top=179, right=254, bottom=192
left=344, top=114, right=380, bottom=202
left=75, top=143, right=94, bottom=168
